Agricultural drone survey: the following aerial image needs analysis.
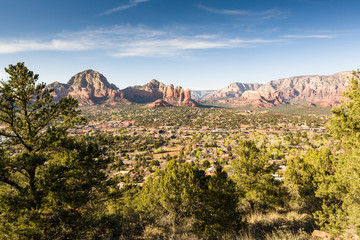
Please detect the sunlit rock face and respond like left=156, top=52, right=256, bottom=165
left=122, top=79, right=199, bottom=107
left=47, top=69, right=127, bottom=106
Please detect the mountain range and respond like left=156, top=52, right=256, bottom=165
left=47, top=70, right=198, bottom=107
left=47, top=70, right=353, bottom=108
left=192, top=71, right=352, bottom=108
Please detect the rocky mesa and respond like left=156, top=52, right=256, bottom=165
left=47, top=69, right=351, bottom=108
left=47, top=70, right=127, bottom=106
left=122, top=79, right=199, bottom=107
left=256, top=71, right=352, bottom=107
left=206, top=82, right=262, bottom=99
left=47, top=70, right=199, bottom=107
left=217, top=91, right=285, bottom=108
left=146, top=99, right=173, bottom=108
left=259, top=72, right=351, bottom=98
left=202, top=71, right=352, bottom=108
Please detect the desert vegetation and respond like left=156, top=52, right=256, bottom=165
left=0, top=63, right=359, bottom=239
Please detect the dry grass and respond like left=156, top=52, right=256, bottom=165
left=264, top=229, right=311, bottom=240
left=220, top=229, right=311, bottom=240
left=244, top=211, right=316, bottom=240
left=247, top=211, right=313, bottom=225
left=139, top=211, right=317, bottom=240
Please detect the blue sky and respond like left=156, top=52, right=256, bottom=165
left=0, top=0, right=359, bottom=90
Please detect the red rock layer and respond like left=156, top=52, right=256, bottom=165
left=122, top=79, right=199, bottom=107
left=146, top=99, right=173, bottom=108
left=47, top=69, right=126, bottom=106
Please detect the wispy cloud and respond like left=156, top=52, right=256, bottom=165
left=99, top=0, right=150, bottom=16
left=0, top=39, right=89, bottom=54
left=0, top=25, right=281, bottom=57
left=112, top=38, right=280, bottom=57
left=1, top=26, right=336, bottom=58
left=282, top=34, right=333, bottom=39
left=197, top=4, right=288, bottom=20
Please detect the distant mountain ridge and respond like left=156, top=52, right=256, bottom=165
left=201, top=71, right=352, bottom=108
left=47, top=69, right=353, bottom=108
left=122, top=79, right=199, bottom=107
left=47, top=70, right=199, bottom=107
left=206, top=83, right=262, bottom=99
left=191, top=90, right=215, bottom=100
left=257, top=71, right=351, bottom=104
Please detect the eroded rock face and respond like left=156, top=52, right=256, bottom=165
left=257, top=71, right=351, bottom=104
left=122, top=79, right=199, bottom=107
left=146, top=99, right=173, bottom=108
left=47, top=73, right=198, bottom=107
left=209, top=71, right=352, bottom=108
left=206, top=83, right=262, bottom=99
left=222, top=90, right=285, bottom=108
left=47, top=81, right=69, bottom=100
left=48, top=69, right=351, bottom=108
left=48, top=70, right=126, bottom=106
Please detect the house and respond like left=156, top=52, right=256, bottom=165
left=206, top=167, right=216, bottom=175
left=272, top=174, right=283, bottom=181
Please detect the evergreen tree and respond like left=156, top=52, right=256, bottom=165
left=194, top=165, right=241, bottom=238
left=314, top=152, right=360, bottom=237
left=0, top=63, right=118, bottom=239
left=284, top=148, right=334, bottom=212
left=314, top=70, right=360, bottom=237
left=135, top=160, right=241, bottom=238
left=330, top=70, right=360, bottom=149
left=136, top=160, right=208, bottom=236
left=231, top=140, right=288, bottom=212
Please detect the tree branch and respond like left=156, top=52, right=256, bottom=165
left=0, top=177, right=22, bottom=192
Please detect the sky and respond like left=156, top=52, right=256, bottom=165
left=0, top=0, right=359, bottom=90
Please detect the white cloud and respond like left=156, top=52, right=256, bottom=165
left=0, top=39, right=90, bottom=54
left=197, top=4, right=289, bottom=20
left=282, top=34, right=333, bottom=39
left=0, top=25, right=281, bottom=57
left=99, top=0, right=150, bottom=16
left=112, top=38, right=230, bottom=57
left=194, top=35, right=219, bottom=39
left=112, top=37, right=282, bottom=57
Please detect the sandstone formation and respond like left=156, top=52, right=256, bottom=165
left=146, top=99, right=173, bottom=108
left=242, top=91, right=284, bottom=108
left=219, top=90, right=285, bottom=108
left=47, top=70, right=128, bottom=106
left=206, top=83, right=262, bottom=99
left=47, top=69, right=353, bottom=108
left=47, top=72, right=199, bottom=107
left=202, top=71, right=352, bottom=108
left=122, top=79, right=200, bottom=107
left=257, top=71, right=352, bottom=104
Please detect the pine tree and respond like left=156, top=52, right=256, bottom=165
left=284, top=148, right=334, bottom=212
left=330, top=70, right=360, bottom=149
left=136, top=160, right=241, bottom=238
left=313, top=70, right=360, bottom=237
left=136, top=160, right=207, bottom=236
left=231, top=140, right=288, bottom=212
left=0, top=63, right=118, bottom=239
left=194, top=165, right=241, bottom=238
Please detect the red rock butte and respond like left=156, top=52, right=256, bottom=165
left=47, top=70, right=199, bottom=107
